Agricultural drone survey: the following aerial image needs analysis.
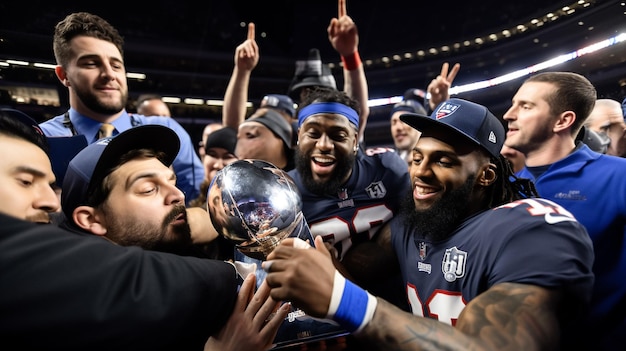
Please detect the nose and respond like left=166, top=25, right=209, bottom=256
left=35, top=185, right=61, bottom=213
left=502, top=105, right=516, bottom=122
left=165, top=183, right=185, bottom=205
left=100, top=62, right=117, bottom=80
left=411, top=159, right=433, bottom=179
left=213, top=158, right=225, bottom=169
left=316, top=133, right=333, bottom=151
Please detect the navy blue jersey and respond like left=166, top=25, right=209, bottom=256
left=288, top=148, right=410, bottom=259
left=391, top=198, right=594, bottom=326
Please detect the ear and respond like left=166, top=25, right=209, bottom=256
left=478, top=164, right=497, bottom=187
left=55, top=66, right=70, bottom=87
left=553, top=110, right=576, bottom=133
left=72, top=205, right=107, bottom=236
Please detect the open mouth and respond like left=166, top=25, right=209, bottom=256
left=311, top=155, right=335, bottom=176
left=312, top=156, right=334, bottom=166
left=413, top=182, right=440, bottom=200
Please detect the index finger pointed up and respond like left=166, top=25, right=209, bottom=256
left=247, top=22, right=255, bottom=40
left=338, top=0, right=347, bottom=17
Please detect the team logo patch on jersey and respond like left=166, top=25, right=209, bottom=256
left=365, top=181, right=387, bottom=199
left=419, top=241, right=427, bottom=260
left=442, top=246, right=467, bottom=282
left=435, top=102, right=461, bottom=119
left=337, top=188, right=348, bottom=200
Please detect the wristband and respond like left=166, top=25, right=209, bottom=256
left=341, top=51, right=362, bottom=71
left=326, top=271, right=377, bottom=333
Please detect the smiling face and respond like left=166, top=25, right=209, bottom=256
left=203, top=147, right=238, bottom=183
left=408, top=134, right=486, bottom=211
left=295, top=113, right=358, bottom=194
left=401, top=132, right=492, bottom=240
left=57, top=36, right=128, bottom=118
left=91, top=157, right=191, bottom=250
left=390, top=110, right=421, bottom=155
left=0, top=135, right=60, bottom=223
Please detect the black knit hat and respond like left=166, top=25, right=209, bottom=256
left=204, top=127, right=237, bottom=155
left=243, top=110, right=292, bottom=150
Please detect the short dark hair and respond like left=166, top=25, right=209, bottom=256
left=296, top=86, right=361, bottom=127
left=525, top=72, right=597, bottom=137
left=53, top=12, right=124, bottom=68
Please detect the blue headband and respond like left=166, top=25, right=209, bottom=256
left=298, top=102, right=359, bottom=128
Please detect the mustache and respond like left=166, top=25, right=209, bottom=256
left=163, top=204, right=187, bottom=225
left=25, top=212, right=51, bottom=224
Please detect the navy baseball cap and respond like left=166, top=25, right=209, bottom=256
left=0, top=108, right=45, bottom=136
left=402, top=88, right=426, bottom=105
left=400, top=98, right=505, bottom=159
left=61, top=125, right=180, bottom=220
left=261, top=94, right=296, bottom=118
left=390, top=99, right=427, bottom=117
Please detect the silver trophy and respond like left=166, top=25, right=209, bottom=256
left=207, top=159, right=312, bottom=260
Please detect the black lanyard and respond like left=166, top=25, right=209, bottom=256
left=62, top=111, right=141, bottom=136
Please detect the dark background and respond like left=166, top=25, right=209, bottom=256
left=1, top=0, right=624, bottom=148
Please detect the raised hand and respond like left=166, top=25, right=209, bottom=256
left=327, top=0, right=358, bottom=57
left=234, top=22, right=259, bottom=72
left=204, top=273, right=290, bottom=351
left=427, top=62, right=461, bottom=111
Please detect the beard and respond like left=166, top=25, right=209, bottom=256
left=399, top=176, right=475, bottom=242
left=105, top=204, right=193, bottom=254
left=75, top=84, right=128, bottom=115
left=294, top=148, right=355, bottom=196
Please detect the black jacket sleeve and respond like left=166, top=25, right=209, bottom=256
left=0, top=213, right=238, bottom=351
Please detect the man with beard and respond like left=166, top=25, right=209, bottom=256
left=263, top=98, right=595, bottom=350
left=39, top=12, right=203, bottom=203
left=1, top=111, right=287, bottom=350
left=0, top=108, right=60, bottom=223
left=289, top=86, right=410, bottom=304
left=60, top=124, right=291, bottom=350
left=61, top=124, right=214, bottom=256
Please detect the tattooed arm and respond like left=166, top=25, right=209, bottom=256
left=265, top=237, right=562, bottom=351
left=359, top=282, right=561, bottom=351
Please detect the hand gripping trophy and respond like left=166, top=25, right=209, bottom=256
left=207, top=160, right=347, bottom=347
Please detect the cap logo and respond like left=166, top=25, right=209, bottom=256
left=435, top=101, right=460, bottom=120
left=263, top=95, right=279, bottom=108
left=488, top=131, right=497, bottom=144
